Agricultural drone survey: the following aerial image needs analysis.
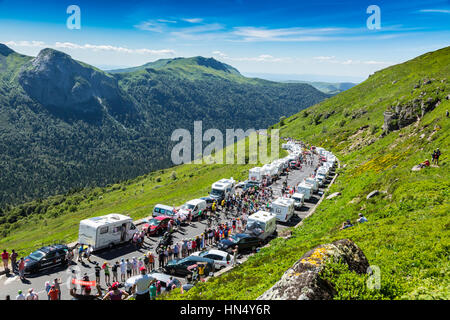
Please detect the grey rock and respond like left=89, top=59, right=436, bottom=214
left=326, top=192, right=341, bottom=200
left=366, top=190, right=379, bottom=200
left=257, top=239, right=369, bottom=300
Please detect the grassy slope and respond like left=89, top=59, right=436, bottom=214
left=162, top=47, right=449, bottom=300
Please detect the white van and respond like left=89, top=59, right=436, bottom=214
left=245, top=210, right=277, bottom=241
left=270, top=197, right=295, bottom=222
left=78, top=214, right=137, bottom=251
left=153, top=204, right=176, bottom=218
left=210, top=178, right=236, bottom=202
left=291, top=193, right=305, bottom=210
left=304, top=178, right=319, bottom=193
left=178, top=199, right=207, bottom=220
left=297, top=183, right=313, bottom=201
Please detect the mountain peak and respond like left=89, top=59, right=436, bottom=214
left=0, top=43, right=15, bottom=56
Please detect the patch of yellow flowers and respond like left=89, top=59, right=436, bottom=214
left=301, top=247, right=329, bottom=267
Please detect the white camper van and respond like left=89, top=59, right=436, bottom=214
left=291, top=193, right=305, bottom=210
left=245, top=210, right=277, bottom=241
left=270, top=197, right=295, bottom=222
left=304, top=177, right=319, bottom=193
left=296, top=183, right=313, bottom=201
left=78, top=214, right=137, bottom=251
left=210, top=178, right=236, bottom=202
left=249, top=167, right=263, bottom=184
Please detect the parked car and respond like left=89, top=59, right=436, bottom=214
left=23, top=244, right=69, bottom=274
left=143, top=216, right=174, bottom=236
left=190, top=249, right=231, bottom=269
left=164, top=256, right=215, bottom=276
left=124, top=271, right=182, bottom=294
left=217, top=233, right=261, bottom=253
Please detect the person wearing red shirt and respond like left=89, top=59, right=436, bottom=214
left=2, top=250, right=9, bottom=273
left=47, top=285, right=60, bottom=300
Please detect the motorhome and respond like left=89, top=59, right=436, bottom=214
left=270, top=197, right=295, bottom=222
left=210, top=178, right=236, bottom=202
left=296, top=182, right=313, bottom=201
left=245, top=210, right=277, bottom=240
left=291, top=193, right=305, bottom=210
left=304, top=177, right=319, bottom=193
left=78, top=214, right=137, bottom=251
left=317, top=166, right=330, bottom=178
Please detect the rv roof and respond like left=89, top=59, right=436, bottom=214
left=272, top=197, right=294, bottom=206
left=85, top=213, right=130, bottom=224
left=248, top=210, right=276, bottom=222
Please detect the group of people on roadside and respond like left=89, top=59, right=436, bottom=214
left=2, top=249, right=26, bottom=281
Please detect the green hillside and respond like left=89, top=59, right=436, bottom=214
left=0, top=44, right=327, bottom=206
left=162, top=46, right=449, bottom=300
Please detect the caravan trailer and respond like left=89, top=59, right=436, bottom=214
left=245, top=210, right=277, bottom=241
left=78, top=214, right=137, bottom=251
left=296, top=183, right=313, bottom=201
left=270, top=197, right=295, bottom=222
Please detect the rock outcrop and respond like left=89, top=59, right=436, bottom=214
left=382, top=97, right=440, bottom=133
left=326, top=192, right=341, bottom=200
left=257, top=239, right=369, bottom=300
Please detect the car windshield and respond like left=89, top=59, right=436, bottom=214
left=29, top=250, right=45, bottom=261
left=210, top=189, right=224, bottom=197
left=182, top=204, right=195, bottom=210
left=148, top=219, right=161, bottom=226
left=293, top=197, right=301, bottom=202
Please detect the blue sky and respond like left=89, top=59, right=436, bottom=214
left=1, top=0, right=449, bottom=82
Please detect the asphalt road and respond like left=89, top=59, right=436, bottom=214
left=0, top=150, right=335, bottom=300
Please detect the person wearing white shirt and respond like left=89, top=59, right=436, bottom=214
left=26, top=288, right=39, bottom=300
left=16, top=290, right=25, bottom=300
left=120, top=259, right=127, bottom=282
left=132, top=267, right=153, bottom=300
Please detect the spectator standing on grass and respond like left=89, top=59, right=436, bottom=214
left=2, top=250, right=9, bottom=273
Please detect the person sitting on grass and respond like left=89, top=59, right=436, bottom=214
left=357, top=213, right=368, bottom=223
left=340, top=220, right=353, bottom=230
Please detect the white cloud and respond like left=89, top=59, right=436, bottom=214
left=418, top=9, right=450, bottom=14
left=54, top=42, right=175, bottom=55
left=182, top=18, right=203, bottom=23
left=5, top=40, right=46, bottom=47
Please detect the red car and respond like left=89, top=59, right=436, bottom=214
left=142, top=216, right=174, bottom=236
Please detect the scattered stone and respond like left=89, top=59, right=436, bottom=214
left=326, top=192, right=341, bottom=200
left=366, top=190, right=379, bottom=200
left=392, top=80, right=397, bottom=84
left=411, top=165, right=422, bottom=171
left=257, top=239, right=370, bottom=300
left=420, top=133, right=426, bottom=139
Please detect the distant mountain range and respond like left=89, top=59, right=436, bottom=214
left=281, top=81, right=357, bottom=95
left=0, top=44, right=329, bottom=206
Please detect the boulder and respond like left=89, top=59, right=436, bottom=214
left=257, top=239, right=370, bottom=300
left=326, top=192, right=341, bottom=200
left=366, top=190, right=379, bottom=199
